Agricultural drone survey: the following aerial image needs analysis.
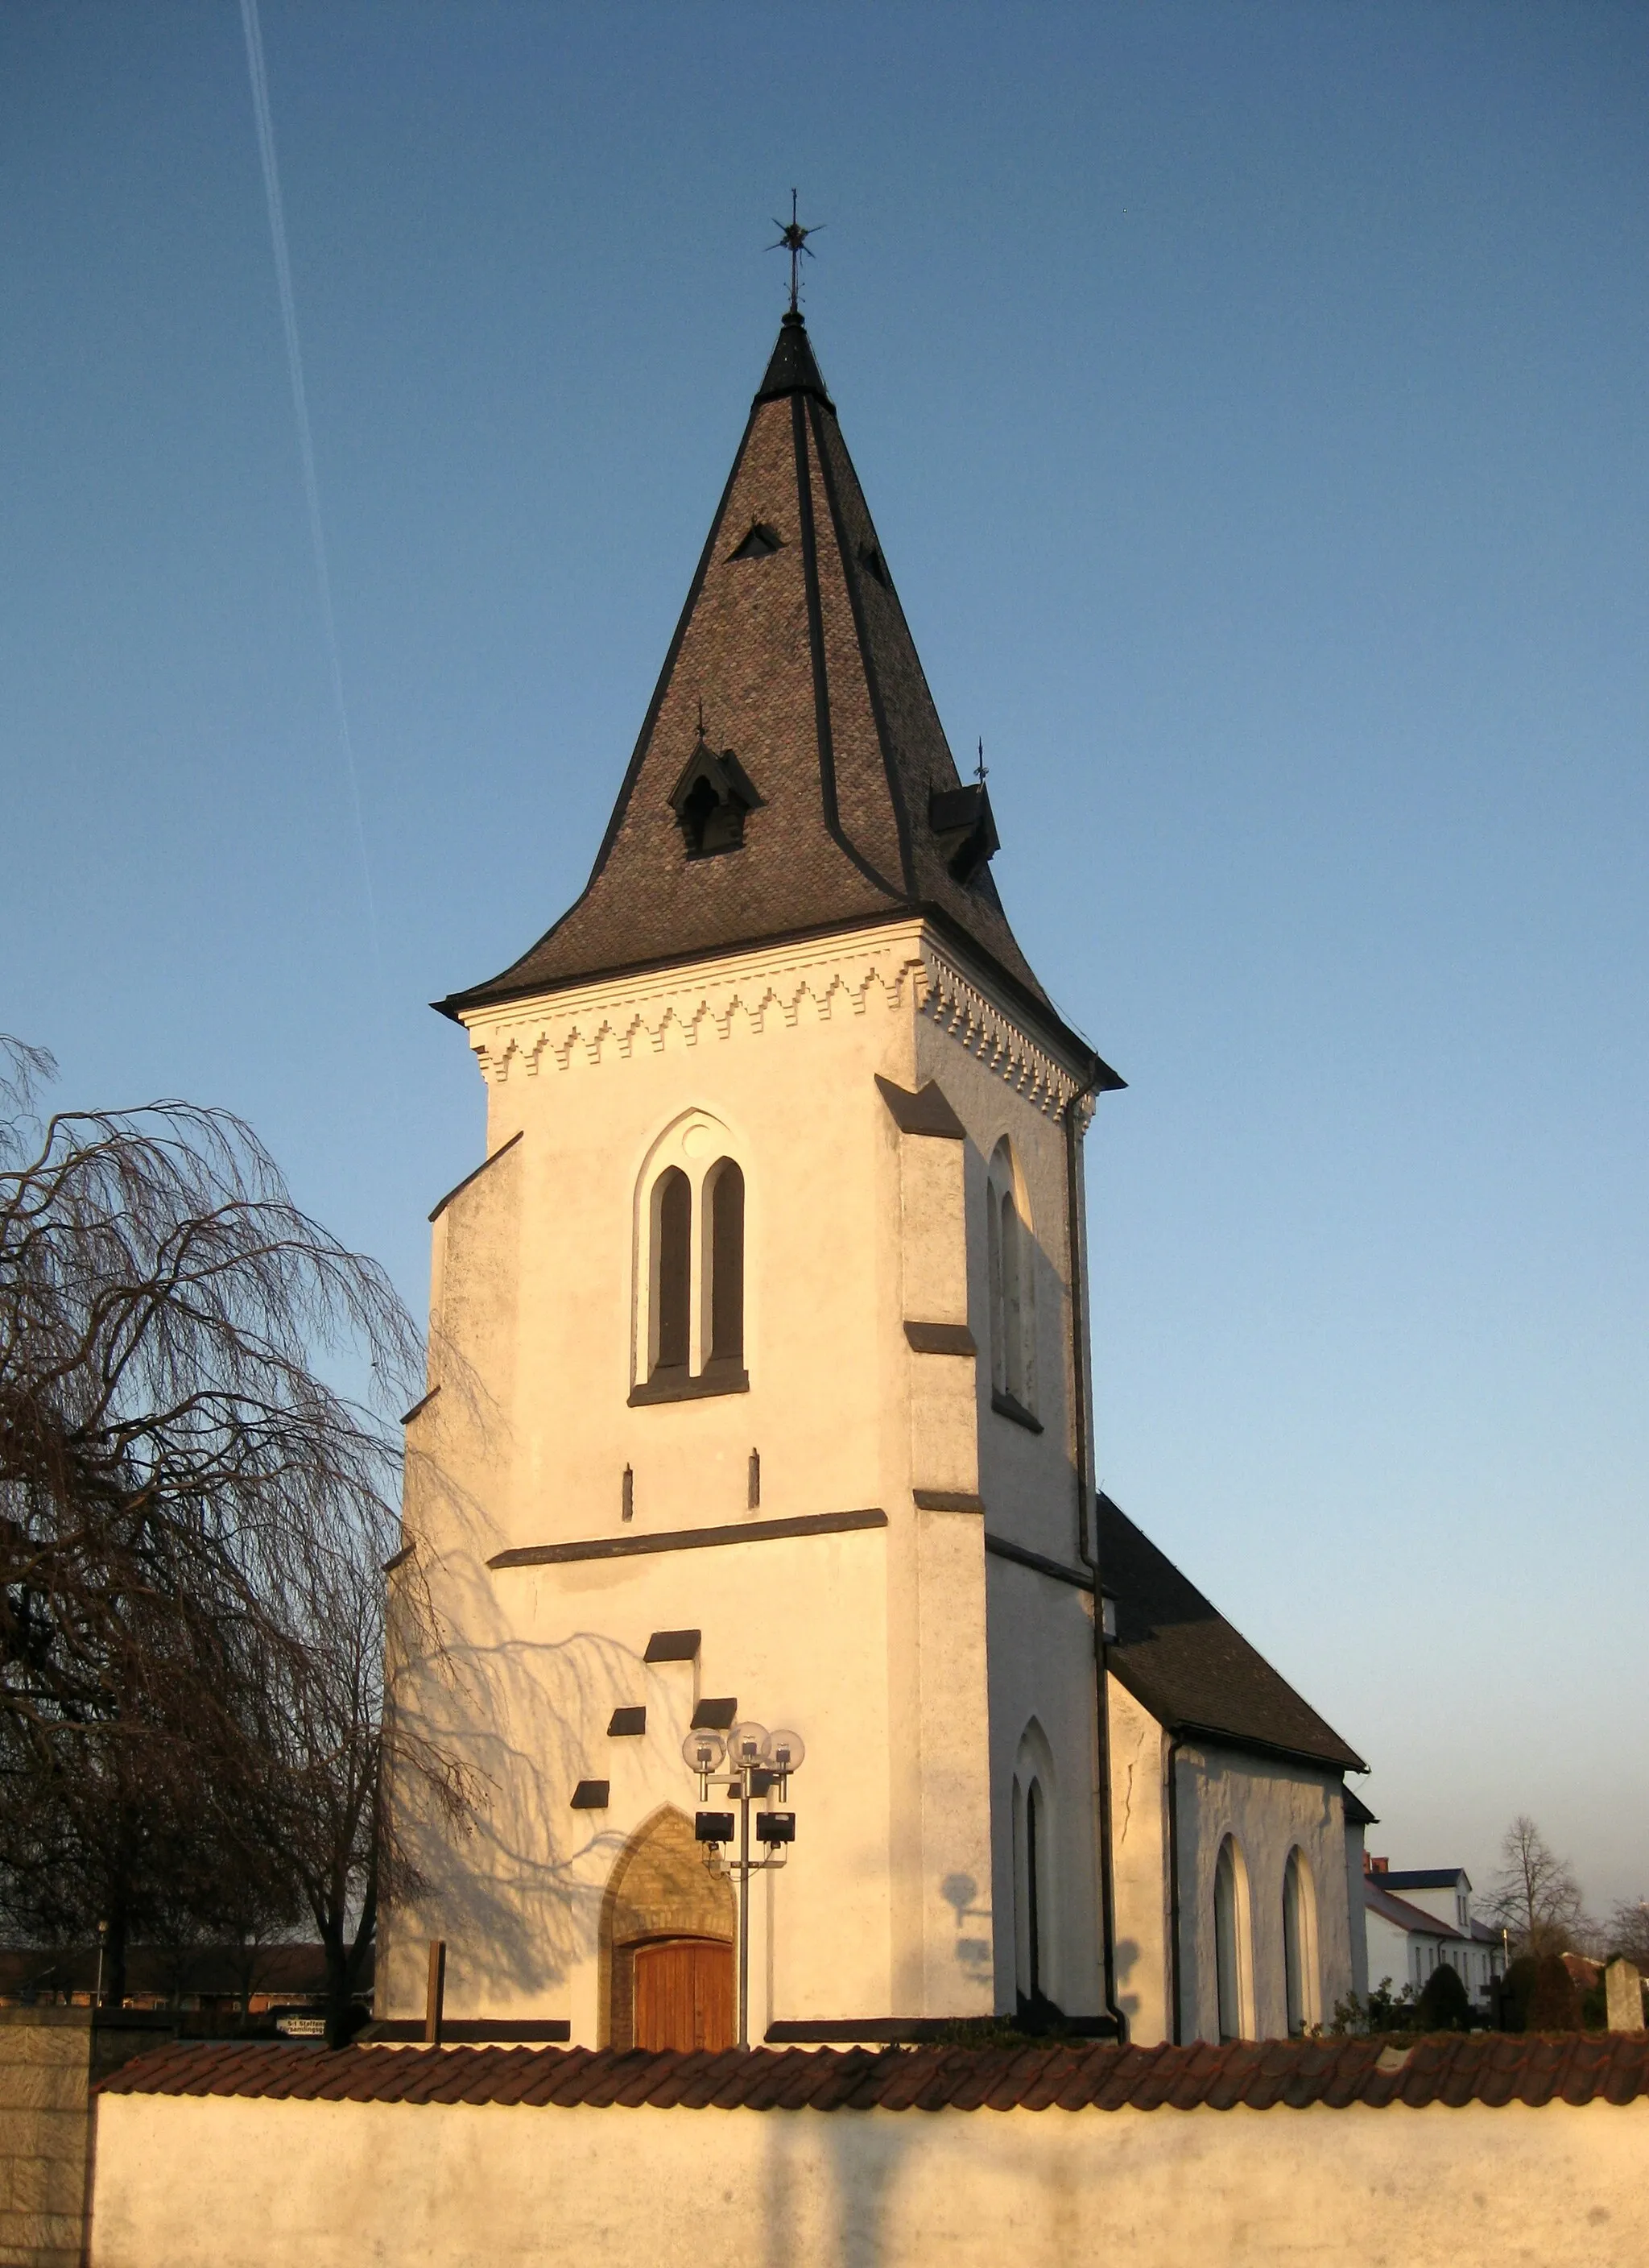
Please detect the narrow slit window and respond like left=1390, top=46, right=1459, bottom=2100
left=708, top=1160, right=744, bottom=1366
left=987, top=1140, right=1035, bottom=1416
left=653, top=1168, right=691, bottom=1375
left=1000, top=1190, right=1025, bottom=1400
left=987, top=1192, right=1005, bottom=1394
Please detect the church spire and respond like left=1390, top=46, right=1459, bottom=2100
left=443, top=308, right=1099, bottom=1070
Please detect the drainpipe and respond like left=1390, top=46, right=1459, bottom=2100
left=1066, top=1089, right=1126, bottom=2042
left=1165, top=1733, right=1184, bottom=2045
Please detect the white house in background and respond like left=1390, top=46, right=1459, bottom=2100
left=1363, top=1861, right=1504, bottom=2006
left=1101, top=1497, right=1370, bottom=2045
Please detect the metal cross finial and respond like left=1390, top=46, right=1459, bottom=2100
left=768, top=189, right=820, bottom=314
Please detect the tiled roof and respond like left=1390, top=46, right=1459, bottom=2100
left=97, top=2035, right=1649, bottom=2113
left=1378, top=1869, right=1469, bottom=1892
left=0, top=1941, right=359, bottom=2001
left=1100, top=1497, right=1367, bottom=1774
left=440, top=313, right=1109, bottom=1086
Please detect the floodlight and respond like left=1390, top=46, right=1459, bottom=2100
left=695, top=1811, right=735, bottom=1844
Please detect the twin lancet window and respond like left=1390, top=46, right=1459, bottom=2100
left=636, top=1120, right=1031, bottom=1418
left=632, top=1136, right=746, bottom=1405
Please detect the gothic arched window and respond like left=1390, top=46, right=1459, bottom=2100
left=1283, top=1847, right=1320, bottom=2036
left=706, top=1159, right=744, bottom=1369
left=632, top=1118, right=750, bottom=1407
left=987, top=1140, right=1036, bottom=1422
left=1213, top=1835, right=1254, bottom=2042
left=1012, top=1722, right=1058, bottom=2016
left=651, top=1167, right=692, bottom=1378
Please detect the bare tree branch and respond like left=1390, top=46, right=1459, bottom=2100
left=0, top=1040, right=473, bottom=2037
left=1485, top=1815, right=1587, bottom=1957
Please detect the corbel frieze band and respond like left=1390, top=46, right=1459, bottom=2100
left=463, top=927, right=1088, bottom=1118
left=914, top=950, right=1085, bottom=1120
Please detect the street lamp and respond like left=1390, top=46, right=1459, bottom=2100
left=682, top=1718, right=806, bottom=2048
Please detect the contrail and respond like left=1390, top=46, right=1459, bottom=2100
left=238, top=0, right=382, bottom=971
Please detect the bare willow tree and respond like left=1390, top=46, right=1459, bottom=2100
left=1486, top=1815, right=1587, bottom=1958
left=0, top=1039, right=470, bottom=2038
left=252, top=1534, right=475, bottom=2042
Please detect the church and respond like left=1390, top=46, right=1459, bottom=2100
left=382, top=294, right=1368, bottom=2052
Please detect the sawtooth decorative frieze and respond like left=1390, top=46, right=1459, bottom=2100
left=915, top=950, right=1085, bottom=1119
left=461, top=925, right=1088, bottom=1116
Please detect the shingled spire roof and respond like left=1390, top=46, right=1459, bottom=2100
left=442, top=310, right=1096, bottom=1066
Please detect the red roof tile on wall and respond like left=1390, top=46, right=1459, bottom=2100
left=97, top=2035, right=1649, bottom=2115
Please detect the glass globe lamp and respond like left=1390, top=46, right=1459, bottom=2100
left=767, top=1729, right=806, bottom=1775
left=728, top=1721, right=771, bottom=1772
left=681, top=1728, right=727, bottom=1777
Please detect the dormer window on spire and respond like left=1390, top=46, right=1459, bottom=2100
left=670, top=738, right=763, bottom=859
left=930, top=781, right=999, bottom=888
left=729, top=521, right=784, bottom=561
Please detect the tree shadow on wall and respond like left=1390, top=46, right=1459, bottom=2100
left=391, top=1445, right=704, bottom=2009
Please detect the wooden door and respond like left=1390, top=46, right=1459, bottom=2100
left=633, top=1936, right=734, bottom=2051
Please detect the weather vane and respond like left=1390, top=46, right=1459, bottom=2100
left=975, top=738, right=989, bottom=787
left=769, top=189, right=820, bottom=315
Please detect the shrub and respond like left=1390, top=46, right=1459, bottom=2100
left=1416, top=1961, right=1473, bottom=2032
left=1505, top=1953, right=1581, bottom=2031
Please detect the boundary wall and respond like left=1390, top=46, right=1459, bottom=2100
left=0, top=2010, right=176, bottom=2268
left=88, top=2037, right=1649, bottom=2268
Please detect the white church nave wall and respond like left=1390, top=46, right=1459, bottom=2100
left=1106, top=1676, right=1173, bottom=2047
left=1173, top=1745, right=1355, bottom=2045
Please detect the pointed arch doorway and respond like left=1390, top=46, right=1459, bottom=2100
left=600, top=1807, right=736, bottom=2051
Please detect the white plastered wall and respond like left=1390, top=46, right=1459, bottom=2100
left=1174, top=1744, right=1354, bottom=2042
left=1106, top=1676, right=1172, bottom=2044
left=1345, top=1812, right=1370, bottom=2001
left=1366, top=1902, right=1432, bottom=1999
left=388, top=921, right=1095, bottom=2036
left=89, top=2090, right=1649, bottom=2268
left=913, top=988, right=1105, bottom=2024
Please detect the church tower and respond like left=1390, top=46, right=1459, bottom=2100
left=384, top=304, right=1125, bottom=2047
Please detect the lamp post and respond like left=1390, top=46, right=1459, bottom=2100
left=682, top=1719, right=805, bottom=2049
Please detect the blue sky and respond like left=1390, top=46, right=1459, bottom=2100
left=3, top=3, right=1645, bottom=1912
